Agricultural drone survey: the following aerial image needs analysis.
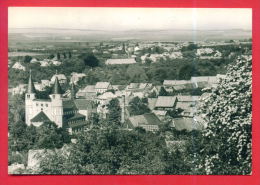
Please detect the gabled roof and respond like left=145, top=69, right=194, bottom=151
left=63, top=99, right=78, bottom=112
left=31, top=111, right=51, bottom=122
left=177, top=96, right=200, bottom=102
left=148, top=98, right=157, bottom=110
left=127, top=113, right=162, bottom=127
left=82, top=85, right=96, bottom=93
left=173, top=117, right=203, bottom=131
left=191, top=76, right=217, bottom=84
left=155, top=96, right=177, bottom=108
left=163, top=80, right=192, bottom=86
left=66, top=113, right=86, bottom=122
left=74, top=99, right=95, bottom=110
left=95, top=82, right=111, bottom=89
left=105, top=58, right=136, bottom=65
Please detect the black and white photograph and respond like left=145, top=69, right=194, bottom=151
left=8, top=7, right=252, bottom=175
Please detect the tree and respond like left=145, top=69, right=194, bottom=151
left=23, top=55, right=32, bottom=63
left=81, top=53, right=99, bottom=68
left=159, top=87, right=168, bottom=96
left=48, top=54, right=55, bottom=59
left=63, top=53, right=67, bottom=59
left=197, top=55, right=252, bottom=175
left=36, top=122, right=70, bottom=149
left=178, top=64, right=200, bottom=80
left=57, top=53, right=61, bottom=60
left=128, top=97, right=150, bottom=116
left=106, top=98, right=121, bottom=127
left=37, top=128, right=168, bottom=175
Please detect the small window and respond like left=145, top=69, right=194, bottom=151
left=46, top=104, right=48, bottom=107
left=36, top=103, right=38, bottom=106
left=41, top=108, right=43, bottom=111
left=41, top=104, right=43, bottom=107
left=27, top=95, right=30, bottom=98
left=53, top=95, right=55, bottom=98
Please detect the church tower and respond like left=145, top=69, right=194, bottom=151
left=50, top=77, right=63, bottom=128
left=25, top=71, right=36, bottom=126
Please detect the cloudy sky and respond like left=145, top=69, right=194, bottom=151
left=8, top=7, right=252, bottom=30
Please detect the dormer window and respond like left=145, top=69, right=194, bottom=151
left=53, top=95, right=55, bottom=99
left=27, top=95, right=30, bottom=98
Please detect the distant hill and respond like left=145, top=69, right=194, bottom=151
left=9, top=27, right=252, bottom=42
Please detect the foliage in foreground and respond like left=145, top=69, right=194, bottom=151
left=197, top=55, right=252, bottom=175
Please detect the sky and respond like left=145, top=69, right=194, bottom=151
left=8, top=7, right=252, bottom=31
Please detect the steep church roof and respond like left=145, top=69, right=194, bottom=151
left=52, top=77, right=62, bottom=94
left=27, top=73, right=36, bottom=94
left=31, top=111, right=51, bottom=122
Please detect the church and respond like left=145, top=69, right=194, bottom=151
left=25, top=72, right=96, bottom=133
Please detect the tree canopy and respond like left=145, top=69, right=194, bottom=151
left=196, top=55, right=252, bottom=175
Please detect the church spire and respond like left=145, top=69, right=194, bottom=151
left=70, top=82, right=75, bottom=100
left=52, top=77, right=62, bottom=94
left=27, top=69, right=36, bottom=94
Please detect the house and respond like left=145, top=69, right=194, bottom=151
left=173, top=117, right=204, bottom=131
left=105, top=58, right=136, bottom=65
left=126, top=113, right=162, bottom=132
left=163, top=80, right=193, bottom=91
left=152, top=110, right=168, bottom=120
left=39, top=60, right=50, bottom=67
left=76, top=85, right=96, bottom=99
left=95, top=82, right=112, bottom=94
left=12, top=62, right=26, bottom=71
left=155, top=96, right=178, bottom=111
left=70, top=72, right=86, bottom=84
left=176, top=96, right=200, bottom=117
left=30, top=58, right=38, bottom=63
left=50, top=74, right=67, bottom=84
left=51, top=60, right=62, bottom=66
left=74, top=99, right=97, bottom=120
left=169, top=52, right=183, bottom=59
left=148, top=98, right=158, bottom=110
left=190, top=76, right=218, bottom=88
left=9, top=84, right=27, bottom=95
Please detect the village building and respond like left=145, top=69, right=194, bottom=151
left=126, top=113, right=162, bottom=132
left=105, top=58, right=136, bottom=65
left=176, top=96, right=200, bottom=117
left=12, top=62, right=26, bottom=71
left=154, top=96, right=178, bottom=111
left=50, top=74, right=67, bottom=84
left=163, top=80, right=193, bottom=91
left=95, top=82, right=112, bottom=94
left=172, top=117, right=204, bottom=132
left=70, top=72, right=86, bottom=84
left=76, top=85, right=96, bottom=99
left=9, top=84, right=27, bottom=95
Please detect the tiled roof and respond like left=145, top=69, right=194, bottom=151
left=66, top=113, right=85, bottom=122
left=74, top=99, right=94, bottom=110
left=155, top=96, right=177, bottom=108
left=83, top=85, right=96, bottom=93
left=163, top=80, right=192, bottom=86
left=173, top=117, right=203, bottom=131
left=106, top=58, right=136, bottom=65
left=148, top=98, right=157, bottom=110
left=63, top=100, right=78, bottom=112
left=68, top=120, right=87, bottom=129
left=95, top=82, right=111, bottom=89
left=127, top=113, right=161, bottom=127
left=177, top=96, right=200, bottom=102
left=31, top=111, right=51, bottom=122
